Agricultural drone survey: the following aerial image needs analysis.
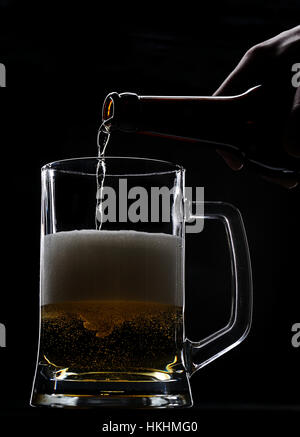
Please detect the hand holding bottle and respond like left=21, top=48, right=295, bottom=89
left=102, top=26, right=299, bottom=185
left=214, top=25, right=300, bottom=188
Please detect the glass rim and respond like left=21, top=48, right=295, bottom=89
left=41, top=156, right=185, bottom=177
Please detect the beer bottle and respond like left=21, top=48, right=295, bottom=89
left=102, top=85, right=300, bottom=180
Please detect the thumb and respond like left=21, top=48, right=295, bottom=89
left=213, top=45, right=264, bottom=97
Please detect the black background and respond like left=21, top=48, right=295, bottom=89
left=0, top=0, right=299, bottom=432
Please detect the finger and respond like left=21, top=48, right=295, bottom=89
left=214, top=26, right=300, bottom=97
left=216, top=149, right=244, bottom=171
left=261, top=175, right=298, bottom=189
left=213, top=45, right=265, bottom=96
left=285, top=86, right=300, bottom=157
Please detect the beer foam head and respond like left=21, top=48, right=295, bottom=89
left=41, top=230, right=183, bottom=306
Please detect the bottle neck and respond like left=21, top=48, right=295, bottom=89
left=103, top=86, right=260, bottom=148
left=137, top=91, right=258, bottom=150
left=102, top=86, right=299, bottom=178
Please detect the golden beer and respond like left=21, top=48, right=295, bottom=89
left=41, top=300, right=183, bottom=379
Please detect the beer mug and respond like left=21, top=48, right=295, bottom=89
left=31, top=157, right=252, bottom=408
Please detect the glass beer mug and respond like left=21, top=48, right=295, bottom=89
left=31, top=157, right=252, bottom=408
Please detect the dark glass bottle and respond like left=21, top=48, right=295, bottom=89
left=102, top=85, right=299, bottom=180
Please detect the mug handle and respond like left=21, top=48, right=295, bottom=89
left=184, top=201, right=253, bottom=376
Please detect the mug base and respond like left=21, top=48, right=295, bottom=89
left=30, top=392, right=192, bottom=409
left=30, top=364, right=193, bottom=409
